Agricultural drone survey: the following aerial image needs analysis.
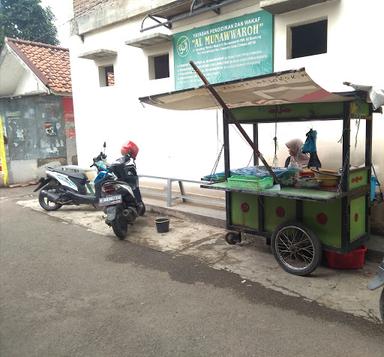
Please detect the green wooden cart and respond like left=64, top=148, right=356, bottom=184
left=140, top=67, right=382, bottom=276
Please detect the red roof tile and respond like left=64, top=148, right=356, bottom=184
left=6, top=37, right=72, bottom=95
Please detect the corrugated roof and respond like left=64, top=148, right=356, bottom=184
left=5, top=37, right=72, bottom=95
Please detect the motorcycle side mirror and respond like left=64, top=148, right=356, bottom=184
left=103, top=142, right=106, bottom=149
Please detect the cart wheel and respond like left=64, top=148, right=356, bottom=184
left=225, top=232, right=241, bottom=245
left=271, top=221, right=322, bottom=276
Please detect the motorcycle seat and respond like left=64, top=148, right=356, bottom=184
left=50, top=168, right=88, bottom=181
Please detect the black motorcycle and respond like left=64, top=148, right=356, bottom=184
left=34, top=143, right=145, bottom=239
left=99, top=154, right=145, bottom=239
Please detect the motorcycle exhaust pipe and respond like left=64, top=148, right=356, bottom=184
left=44, top=191, right=62, bottom=203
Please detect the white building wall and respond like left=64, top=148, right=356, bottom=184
left=70, top=0, right=384, bottom=181
left=273, top=0, right=384, bottom=179
left=14, top=70, right=48, bottom=96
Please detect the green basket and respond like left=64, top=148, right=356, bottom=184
left=227, top=175, right=274, bottom=191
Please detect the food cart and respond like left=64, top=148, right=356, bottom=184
left=140, top=67, right=382, bottom=276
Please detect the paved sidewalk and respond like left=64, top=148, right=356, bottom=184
left=143, top=195, right=384, bottom=262
left=11, top=190, right=384, bottom=324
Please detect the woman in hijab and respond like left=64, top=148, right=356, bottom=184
left=284, top=138, right=309, bottom=168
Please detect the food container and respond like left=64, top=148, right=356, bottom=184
left=278, top=169, right=298, bottom=186
left=299, top=169, right=315, bottom=178
left=295, top=177, right=320, bottom=188
left=227, top=175, right=274, bottom=191
left=312, top=169, right=340, bottom=188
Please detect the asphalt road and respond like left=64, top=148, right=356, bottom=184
left=0, top=187, right=383, bottom=357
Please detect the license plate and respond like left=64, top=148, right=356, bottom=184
left=99, top=194, right=122, bottom=206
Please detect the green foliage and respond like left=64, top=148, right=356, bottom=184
left=0, top=0, right=59, bottom=48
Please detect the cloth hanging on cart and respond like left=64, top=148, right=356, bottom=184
left=302, top=129, right=322, bottom=169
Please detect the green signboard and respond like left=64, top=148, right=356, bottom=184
left=173, top=10, right=273, bottom=90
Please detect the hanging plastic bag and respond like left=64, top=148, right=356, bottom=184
left=302, top=129, right=322, bottom=168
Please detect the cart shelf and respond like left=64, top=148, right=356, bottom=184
left=201, top=182, right=341, bottom=201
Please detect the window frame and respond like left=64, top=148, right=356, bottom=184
left=148, top=52, right=170, bottom=80
left=287, top=18, right=328, bottom=59
left=98, top=64, right=115, bottom=87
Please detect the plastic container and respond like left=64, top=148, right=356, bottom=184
left=319, top=177, right=340, bottom=188
left=325, top=246, right=367, bottom=269
left=295, top=177, right=320, bottom=188
left=227, top=175, right=273, bottom=191
left=313, top=169, right=340, bottom=188
left=278, top=169, right=298, bottom=186
left=155, top=217, right=170, bottom=233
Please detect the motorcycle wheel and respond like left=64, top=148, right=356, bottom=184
left=38, top=184, right=62, bottom=211
left=111, top=212, right=128, bottom=240
left=380, top=288, right=384, bottom=322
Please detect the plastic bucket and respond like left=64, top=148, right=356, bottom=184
left=155, top=217, right=170, bottom=233
left=325, top=246, right=367, bottom=269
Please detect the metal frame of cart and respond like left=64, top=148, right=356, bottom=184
left=139, top=67, right=381, bottom=276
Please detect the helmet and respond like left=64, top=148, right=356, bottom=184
left=121, top=141, right=139, bottom=159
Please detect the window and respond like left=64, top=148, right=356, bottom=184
left=288, top=19, right=327, bottom=59
left=99, top=65, right=115, bottom=87
left=148, top=54, right=169, bottom=80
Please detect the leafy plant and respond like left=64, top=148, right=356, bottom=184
left=0, top=0, right=59, bottom=47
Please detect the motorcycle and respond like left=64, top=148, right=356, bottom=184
left=34, top=141, right=145, bottom=239
left=98, top=149, right=145, bottom=239
left=368, top=258, right=384, bottom=322
left=34, top=142, right=110, bottom=210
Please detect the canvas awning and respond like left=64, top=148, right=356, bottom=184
left=139, top=68, right=359, bottom=111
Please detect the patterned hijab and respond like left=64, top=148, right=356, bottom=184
left=286, top=139, right=309, bottom=167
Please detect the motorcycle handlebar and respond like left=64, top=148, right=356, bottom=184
left=91, top=152, right=108, bottom=168
left=90, top=152, right=133, bottom=169
left=93, top=152, right=107, bottom=162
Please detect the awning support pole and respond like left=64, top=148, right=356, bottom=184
left=189, top=61, right=278, bottom=183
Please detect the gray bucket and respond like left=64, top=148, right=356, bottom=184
left=155, top=217, right=170, bottom=233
